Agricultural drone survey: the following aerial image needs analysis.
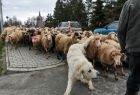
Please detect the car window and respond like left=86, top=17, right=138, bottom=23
left=107, top=22, right=118, bottom=29
left=70, top=22, right=81, bottom=28
left=60, top=22, right=69, bottom=27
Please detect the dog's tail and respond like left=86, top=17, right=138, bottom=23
left=83, top=36, right=94, bottom=48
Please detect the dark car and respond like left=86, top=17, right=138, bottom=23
left=94, top=21, right=119, bottom=35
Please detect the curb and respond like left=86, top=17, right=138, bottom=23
left=7, top=62, right=65, bottom=72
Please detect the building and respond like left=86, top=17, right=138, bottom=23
left=36, top=11, right=44, bottom=27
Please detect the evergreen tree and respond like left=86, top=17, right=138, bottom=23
left=91, top=0, right=105, bottom=29
left=45, top=14, right=58, bottom=27
left=54, top=0, right=88, bottom=29
left=85, top=0, right=93, bottom=27
left=54, top=0, right=65, bottom=23
left=70, top=0, right=88, bottom=29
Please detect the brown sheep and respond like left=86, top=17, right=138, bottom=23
left=98, top=32, right=118, bottom=43
left=85, top=36, right=101, bottom=63
left=6, top=29, right=24, bottom=49
left=79, top=31, right=93, bottom=43
left=108, top=32, right=119, bottom=42
left=97, top=42, right=125, bottom=80
left=1, top=26, right=16, bottom=40
left=55, top=32, right=79, bottom=60
left=41, top=30, right=53, bottom=58
left=104, top=39, right=121, bottom=50
left=104, top=39, right=127, bottom=62
left=32, top=35, right=41, bottom=50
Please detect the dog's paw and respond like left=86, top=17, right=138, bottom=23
left=64, top=92, right=69, bottom=95
left=89, top=86, right=95, bottom=91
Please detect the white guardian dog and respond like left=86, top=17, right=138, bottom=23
left=64, top=36, right=99, bottom=95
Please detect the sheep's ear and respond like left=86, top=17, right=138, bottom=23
left=111, top=51, right=116, bottom=57
left=74, top=32, right=79, bottom=37
left=95, top=40, right=101, bottom=47
left=121, top=53, right=127, bottom=61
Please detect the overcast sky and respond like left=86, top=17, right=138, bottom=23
left=2, top=0, right=57, bottom=22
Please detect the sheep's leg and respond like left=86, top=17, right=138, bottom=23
left=28, top=41, right=32, bottom=50
left=64, top=44, right=68, bottom=56
left=62, top=52, right=66, bottom=60
left=15, top=42, right=18, bottom=50
left=10, top=42, right=14, bottom=50
left=45, top=48, right=50, bottom=59
left=102, top=64, right=108, bottom=78
left=56, top=51, right=60, bottom=60
left=29, top=45, right=32, bottom=50
left=64, top=78, right=74, bottom=95
left=120, top=65, right=125, bottom=76
left=113, top=65, right=119, bottom=81
left=56, top=50, right=63, bottom=60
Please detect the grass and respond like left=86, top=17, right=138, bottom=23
left=0, top=39, right=5, bottom=74
left=0, top=39, right=5, bottom=59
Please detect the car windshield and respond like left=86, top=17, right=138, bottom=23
left=60, top=22, right=69, bottom=27
left=70, top=22, right=81, bottom=28
left=107, top=22, right=118, bottom=29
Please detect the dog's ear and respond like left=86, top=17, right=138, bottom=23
left=80, top=70, right=84, bottom=79
left=81, top=70, right=84, bottom=74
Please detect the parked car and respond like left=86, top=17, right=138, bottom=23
left=94, top=21, right=119, bottom=34
left=56, top=21, right=82, bottom=33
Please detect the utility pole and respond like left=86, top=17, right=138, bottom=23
left=0, top=0, right=3, bottom=33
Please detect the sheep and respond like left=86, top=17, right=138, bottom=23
left=79, top=31, right=93, bottom=43
left=6, top=29, right=24, bottom=49
left=85, top=36, right=101, bottom=64
left=1, top=26, right=16, bottom=40
left=104, top=39, right=121, bottom=50
left=98, top=32, right=118, bottom=43
left=41, top=30, right=53, bottom=58
left=23, top=28, right=36, bottom=50
left=55, top=32, right=80, bottom=60
left=32, top=35, right=41, bottom=50
left=97, top=42, right=125, bottom=80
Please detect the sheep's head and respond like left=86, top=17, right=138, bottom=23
left=0, top=34, right=6, bottom=40
left=111, top=50, right=122, bottom=66
left=45, top=32, right=52, bottom=41
left=85, top=31, right=92, bottom=38
left=108, top=32, right=117, bottom=40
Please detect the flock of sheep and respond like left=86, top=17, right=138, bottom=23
left=0, top=26, right=127, bottom=95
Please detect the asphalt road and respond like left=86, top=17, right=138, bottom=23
left=0, top=64, right=136, bottom=95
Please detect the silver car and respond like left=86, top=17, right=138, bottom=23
left=57, top=21, right=82, bottom=33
